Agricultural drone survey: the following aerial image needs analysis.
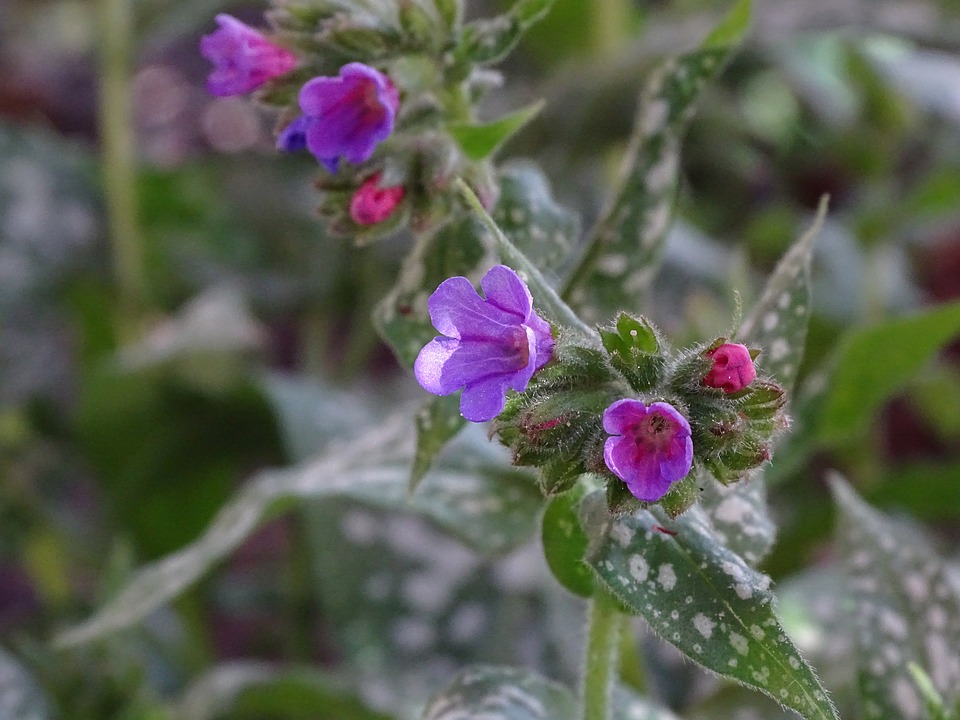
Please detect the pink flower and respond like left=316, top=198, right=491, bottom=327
left=703, top=343, right=756, bottom=394
left=603, top=399, right=693, bottom=502
left=350, top=174, right=405, bottom=225
left=277, top=63, right=399, bottom=173
left=414, top=265, right=554, bottom=423
left=200, top=14, right=297, bottom=97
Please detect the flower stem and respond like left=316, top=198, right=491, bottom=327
left=580, top=590, right=622, bottom=720
left=98, top=0, right=146, bottom=338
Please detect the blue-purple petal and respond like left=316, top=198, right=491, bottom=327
left=480, top=265, right=532, bottom=320
left=460, top=375, right=511, bottom=422
left=602, top=398, right=646, bottom=435
left=428, top=276, right=525, bottom=341
left=414, top=336, right=460, bottom=395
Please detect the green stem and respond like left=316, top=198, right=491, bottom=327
left=580, top=590, right=622, bottom=720
left=98, top=0, right=146, bottom=337
left=618, top=615, right=647, bottom=694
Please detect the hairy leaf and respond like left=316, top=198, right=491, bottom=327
left=830, top=477, right=960, bottom=720
left=562, top=0, right=752, bottom=323
left=697, top=472, right=776, bottom=567
left=584, top=494, right=838, bottom=720
left=456, top=0, right=557, bottom=66
left=541, top=483, right=594, bottom=598
left=737, top=198, right=829, bottom=393
left=411, top=394, right=466, bottom=493
left=55, top=415, right=542, bottom=647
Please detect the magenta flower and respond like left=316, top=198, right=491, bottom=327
left=414, top=265, right=554, bottom=423
left=277, top=63, right=399, bottom=173
left=350, top=174, right=405, bottom=225
left=703, top=342, right=756, bottom=394
left=603, top=399, right=693, bottom=502
left=200, top=14, right=297, bottom=97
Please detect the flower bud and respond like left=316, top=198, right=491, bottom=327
left=703, top=342, right=757, bottom=394
left=350, top=174, right=406, bottom=225
left=599, top=312, right=666, bottom=393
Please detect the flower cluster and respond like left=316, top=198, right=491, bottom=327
left=413, top=267, right=780, bottom=512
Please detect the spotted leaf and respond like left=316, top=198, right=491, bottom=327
left=584, top=493, right=838, bottom=720
left=830, top=476, right=960, bottom=720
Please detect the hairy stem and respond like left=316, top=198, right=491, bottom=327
left=580, top=590, right=622, bottom=720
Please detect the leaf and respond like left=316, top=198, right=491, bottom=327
left=737, top=198, right=829, bottom=393
left=174, top=661, right=393, bottom=720
left=584, top=493, right=839, bottom=720
left=410, top=394, right=465, bottom=493
left=449, top=100, right=545, bottom=161
left=830, top=476, right=960, bottom=720
left=907, top=663, right=952, bottom=720
left=697, top=472, right=776, bottom=567
left=421, top=665, right=575, bottom=720
left=561, top=0, right=751, bottom=324
left=55, top=415, right=543, bottom=647
left=373, top=215, right=491, bottom=369
left=816, top=299, right=960, bottom=443
left=0, top=648, right=50, bottom=720
left=492, top=162, right=579, bottom=275
left=541, top=483, right=595, bottom=598
left=456, top=0, right=557, bottom=66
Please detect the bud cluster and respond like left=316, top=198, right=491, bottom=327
left=201, top=0, right=539, bottom=241
left=492, top=312, right=788, bottom=516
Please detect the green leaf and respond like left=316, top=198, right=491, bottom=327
left=174, top=662, right=393, bottom=720
left=492, top=162, right=579, bottom=275
left=542, top=483, right=595, bottom=598
left=737, top=197, right=828, bottom=393
left=410, top=394, right=466, bottom=493
left=55, top=415, right=543, bottom=647
left=703, top=0, right=753, bottom=48
left=449, top=100, right=545, bottom=161
left=456, top=0, right=557, bottom=66
left=373, top=215, right=491, bottom=369
left=421, top=665, right=575, bottom=720
left=584, top=494, right=839, bottom=720
left=830, top=476, right=960, bottom=720
left=908, top=663, right=952, bottom=720
left=816, top=299, right=960, bottom=443
left=561, top=0, right=750, bottom=323
left=0, top=648, right=51, bottom=720
left=697, top=472, right=776, bottom=567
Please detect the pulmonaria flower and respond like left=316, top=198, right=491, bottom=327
left=350, top=174, right=405, bottom=225
left=602, top=399, right=693, bottom=502
left=277, top=63, right=399, bottom=173
left=703, top=342, right=757, bottom=393
left=200, top=14, right=297, bottom=97
left=414, top=265, right=554, bottom=423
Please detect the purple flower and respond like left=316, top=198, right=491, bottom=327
left=703, top=342, right=756, bottom=394
left=414, top=265, right=554, bottom=423
left=602, top=399, right=693, bottom=502
left=277, top=63, right=399, bottom=173
left=200, top=14, right=297, bottom=97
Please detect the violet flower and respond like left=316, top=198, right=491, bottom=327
left=703, top=342, right=756, bottom=394
left=603, top=399, right=693, bottom=502
left=277, top=63, right=399, bottom=173
left=350, top=174, right=405, bottom=225
left=414, top=265, right=554, bottom=423
left=200, top=14, right=297, bottom=97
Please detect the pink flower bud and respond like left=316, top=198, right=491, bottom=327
left=349, top=174, right=405, bottom=225
left=200, top=15, right=297, bottom=97
left=703, top=343, right=757, bottom=394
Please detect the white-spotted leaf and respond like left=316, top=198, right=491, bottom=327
left=55, top=416, right=542, bottom=648
left=421, top=665, right=574, bottom=720
left=698, top=472, right=776, bottom=567
left=584, top=494, right=838, bottom=720
left=562, top=0, right=751, bottom=323
left=737, top=198, right=828, bottom=393
left=830, top=476, right=960, bottom=720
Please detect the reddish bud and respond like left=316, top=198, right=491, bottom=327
left=349, top=174, right=405, bottom=225
left=703, top=342, right=757, bottom=394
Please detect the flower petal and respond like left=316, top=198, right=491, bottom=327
left=602, top=398, right=647, bottom=435
left=658, top=436, right=693, bottom=483
left=459, top=375, right=511, bottom=422
left=480, top=265, right=532, bottom=321
left=439, top=335, right=528, bottom=390
left=648, top=401, right=691, bottom=437
left=414, top=336, right=460, bottom=395
left=428, top=276, right=525, bottom=340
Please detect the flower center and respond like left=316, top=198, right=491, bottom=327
left=508, top=327, right=531, bottom=369
left=633, top=411, right=675, bottom=451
